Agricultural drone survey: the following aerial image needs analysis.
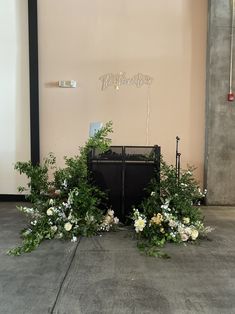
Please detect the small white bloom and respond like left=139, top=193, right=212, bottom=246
left=169, top=219, right=177, bottom=228
left=64, top=222, right=73, bottom=231
left=23, top=228, right=32, bottom=236
left=62, top=179, right=68, bottom=189
left=49, top=199, right=54, bottom=206
left=56, top=233, right=63, bottom=239
left=71, top=236, right=77, bottom=242
left=47, top=208, right=54, bottom=216
left=30, top=220, right=37, bottom=226
left=114, top=217, right=119, bottom=224
left=151, top=191, right=156, bottom=196
left=51, top=225, right=57, bottom=232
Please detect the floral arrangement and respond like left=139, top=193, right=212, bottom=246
left=8, top=122, right=119, bottom=255
left=132, top=160, right=212, bottom=258
left=8, top=120, right=212, bottom=258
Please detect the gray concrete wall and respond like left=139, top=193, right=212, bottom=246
left=206, top=0, right=235, bottom=204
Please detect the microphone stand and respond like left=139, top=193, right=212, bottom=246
left=175, top=136, right=181, bottom=183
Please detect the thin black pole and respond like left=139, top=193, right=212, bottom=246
left=28, top=0, right=40, bottom=165
left=175, top=136, right=180, bottom=182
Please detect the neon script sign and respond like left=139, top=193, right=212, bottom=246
left=99, top=72, right=153, bottom=90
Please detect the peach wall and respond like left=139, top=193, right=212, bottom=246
left=38, top=0, right=207, bottom=185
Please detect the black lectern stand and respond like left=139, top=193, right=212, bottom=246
left=88, top=146, right=160, bottom=222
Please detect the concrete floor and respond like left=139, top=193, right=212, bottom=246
left=0, top=203, right=235, bottom=314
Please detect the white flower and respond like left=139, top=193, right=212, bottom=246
left=64, top=222, right=73, bottom=231
left=49, top=199, right=54, bottom=206
left=180, top=233, right=189, bottom=242
left=30, top=220, right=37, bottom=226
left=184, top=227, right=192, bottom=236
left=55, top=233, right=63, bottom=239
left=51, top=225, right=57, bottom=232
left=62, top=179, right=68, bottom=189
left=114, top=217, right=119, bottom=224
left=134, top=217, right=146, bottom=233
left=191, top=229, right=199, bottom=240
left=169, top=219, right=177, bottom=228
left=23, top=228, right=32, bottom=236
left=107, top=209, right=114, bottom=217
left=161, top=200, right=170, bottom=210
left=63, top=202, right=71, bottom=209
left=68, top=212, right=73, bottom=220
left=47, top=208, right=54, bottom=216
left=71, top=236, right=77, bottom=242
left=104, top=215, right=112, bottom=224
left=151, top=191, right=155, bottom=196
left=183, top=217, right=190, bottom=225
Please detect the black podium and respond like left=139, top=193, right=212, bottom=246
left=88, top=146, right=160, bottom=222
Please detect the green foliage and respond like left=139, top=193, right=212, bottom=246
left=132, top=158, right=209, bottom=257
left=8, top=122, right=114, bottom=255
left=15, top=153, right=56, bottom=203
left=142, top=159, right=204, bottom=222
left=137, top=241, right=170, bottom=259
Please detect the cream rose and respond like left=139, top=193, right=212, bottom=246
left=46, top=208, right=54, bottom=216
left=64, top=222, right=73, bottom=231
left=107, top=209, right=114, bottom=217
left=180, top=233, right=189, bottom=242
left=134, top=217, right=146, bottom=233
left=191, top=229, right=199, bottom=240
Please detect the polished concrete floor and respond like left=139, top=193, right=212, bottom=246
left=0, top=202, right=235, bottom=314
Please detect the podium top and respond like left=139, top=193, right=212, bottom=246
left=90, top=145, right=160, bottom=162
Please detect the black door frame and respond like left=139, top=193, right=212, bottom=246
left=0, top=0, right=39, bottom=201
left=28, top=0, right=40, bottom=166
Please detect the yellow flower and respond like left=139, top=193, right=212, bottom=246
left=183, top=217, right=190, bottom=224
left=191, top=229, right=199, bottom=240
left=151, top=213, right=163, bottom=225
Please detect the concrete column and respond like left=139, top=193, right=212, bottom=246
left=206, top=0, right=235, bottom=204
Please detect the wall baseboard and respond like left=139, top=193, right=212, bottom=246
left=0, top=195, right=28, bottom=202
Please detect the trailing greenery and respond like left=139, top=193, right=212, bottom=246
left=8, top=121, right=212, bottom=257
left=8, top=121, right=119, bottom=255
left=132, top=159, right=212, bottom=258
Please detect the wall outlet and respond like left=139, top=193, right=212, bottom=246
left=58, top=80, right=77, bottom=88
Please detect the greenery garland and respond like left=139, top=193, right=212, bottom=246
left=8, top=122, right=119, bottom=255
